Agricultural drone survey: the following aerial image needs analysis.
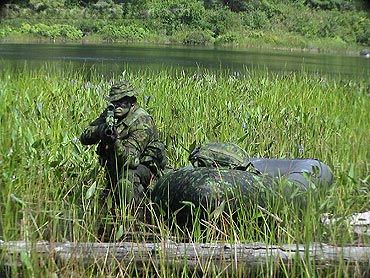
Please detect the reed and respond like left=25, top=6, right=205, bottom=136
left=0, top=62, right=368, bottom=276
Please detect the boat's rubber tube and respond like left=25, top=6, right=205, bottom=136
left=249, top=158, right=333, bottom=189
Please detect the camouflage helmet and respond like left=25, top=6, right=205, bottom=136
left=106, top=81, right=138, bottom=102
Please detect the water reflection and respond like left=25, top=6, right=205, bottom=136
left=0, top=43, right=369, bottom=80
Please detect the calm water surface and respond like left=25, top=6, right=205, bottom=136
left=0, top=43, right=369, bottom=79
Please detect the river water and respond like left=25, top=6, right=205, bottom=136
left=0, top=43, right=369, bottom=79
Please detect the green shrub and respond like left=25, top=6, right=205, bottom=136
left=76, top=20, right=105, bottom=36
left=357, top=29, right=370, bottom=45
left=242, top=10, right=270, bottom=30
left=284, top=7, right=369, bottom=44
left=121, top=0, right=149, bottom=17
left=249, top=30, right=265, bottom=39
left=344, top=12, right=370, bottom=45
left=57, top=24, right=83, bottom=40
left=203, top=7, right=243, bottom=37
left=244, top=1, right=285, bottom=20
left=304, top=0, right=353, bottom=10
left=0, top=26, right=13, bottom=38
left=20, top=23, right=32, bottom=33
left=150, top=0, right=205, bottom=35
left=98, top=24, right=148, bottom=41
left=182, top=29, right=214, bottom=45
left=317, top=11, right=370, bottom=43
left=30, top=23, right=59, bottom=38
left=98, top=25, right=121, bottom=40
left=29, top=0, right=51, bottom=12
left=28, top=23, right=82, bottom=40
left=90, top=0, right=124, bottom=19
left=29, top=0, right=65, bottom=11
left=214, top=32, right=239, bottom=45
left=285, top=10, right=321, bottom=38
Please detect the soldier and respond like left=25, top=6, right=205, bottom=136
left=80, top=81, right=166, bottom=214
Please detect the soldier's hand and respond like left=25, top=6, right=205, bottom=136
left=98, top=124, right=117, bottom=143
left=105, top=127, right=118, bottom=143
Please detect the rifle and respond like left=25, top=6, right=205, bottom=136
left=105, top=103, right=116, bottom=136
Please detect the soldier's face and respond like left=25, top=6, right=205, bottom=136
left=112, top=98, right=132, bottom=118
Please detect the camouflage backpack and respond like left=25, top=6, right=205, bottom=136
left=189, top=142, right=251, bottom=170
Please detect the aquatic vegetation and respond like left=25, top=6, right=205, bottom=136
left=0, top=63, right=369, bottom=276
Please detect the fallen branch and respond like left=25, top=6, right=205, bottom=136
left=1, top=240, right=370, bottom=269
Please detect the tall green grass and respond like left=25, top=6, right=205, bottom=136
left=0, top=62, right=369, bottom=276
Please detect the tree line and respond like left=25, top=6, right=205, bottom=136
left=2, top=0, right=369, bottom=14
left=0, top=0, right=369, bottom=48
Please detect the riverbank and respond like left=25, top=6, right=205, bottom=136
left=0, top=31, right=366, bottom=57
left=1, top=1, right=369, bottom=55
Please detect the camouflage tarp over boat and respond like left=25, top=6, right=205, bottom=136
left=152, top=143, right=333, bottom=223
left=151, top=166, right=283, bottom=223
left=152, top=166, right=275, bottom=208
left=151, top=159, right=333, bottom=223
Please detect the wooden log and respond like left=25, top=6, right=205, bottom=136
left=1, top=240, right=370, bottom=269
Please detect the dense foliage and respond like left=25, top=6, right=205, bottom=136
left=0, top=63, right=369, bottom=276
left=0, top=0, right=369, bottom=49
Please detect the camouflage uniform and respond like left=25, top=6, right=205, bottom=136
left=80, top=81, right=166, bottom=205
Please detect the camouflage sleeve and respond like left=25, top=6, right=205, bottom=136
left=114, top=115, right=155, bottom=168
left=79, top=112, right=106, bottom=145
